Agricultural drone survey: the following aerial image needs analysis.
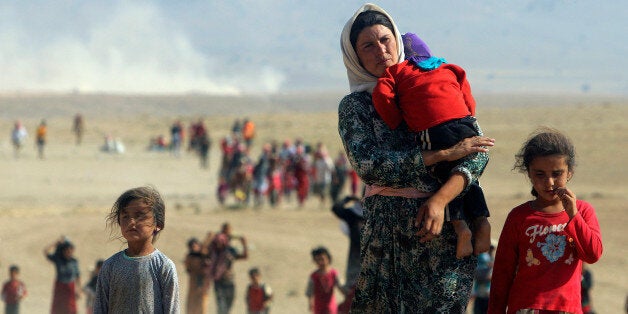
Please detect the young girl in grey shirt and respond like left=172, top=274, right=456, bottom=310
left=94, top=186, right=180, bottom=313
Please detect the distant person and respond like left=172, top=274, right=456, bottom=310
left=329, top=151, right=349, bottom=203
left=94, top=186, right=180, bottom=313
left=293, top=144, right=311, bottom=207
left=331, top=196, right=364, bottom=314
left=252, top=144, right=272, bottom=207
left=170, top=120, right=184, bottom=157
left=2, top=265, right=27, bottom=314
left=44, top=237, right=81, bottom=314
left=184, top=237, right=212, bottom=314
left=268, top=152, right=284, bottom=207
left=35, top=119, right=47, bottom=159
left=189, top=119, right=207, bottom=153
left=82, top=259, right=103, bottom=314
left=305, top=246, right=343, bottom=314
left=73, top=113, right=84, bottom=145
left=348, top=168, right=360, bottom=198
left=101, top=134, right=125, bottom=154
left=199, top=133, right=211, bottom=169
left=208, top=223, right=248, bottom=314
left=472, top=242, right=495, bottom=314
left=372, top=32, right=491, bottom=258
left=242, top=118, right=256, bottom=148
left=245, top=267, right=273, bottom=314
left=489, top=128, right=603, bottom=313
left=231, top=119, right=242, bottom=140
left=581, top=264, right=595, bottom=314
left=11, top=121, right=28, bottom=158
left=312, top=143, right=334, bottom=206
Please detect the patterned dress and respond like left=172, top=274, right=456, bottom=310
left=338, top=91, right=489, bottom=313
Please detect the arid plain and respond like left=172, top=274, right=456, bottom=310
left=0, top=93, right=626, bottom=313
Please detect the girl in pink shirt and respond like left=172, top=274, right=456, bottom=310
left=489, top=128, right=603, bottom=314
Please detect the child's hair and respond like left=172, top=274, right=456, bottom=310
left=311, top=246, right=332, bottom=263
left=95, top=259, right=104, bottom=269
left=514, top=127, right=576, bottom=196
left=54, top=240, right=75, bottom=260
left=514, top=127, right=576, bottom=173
left=249, top=267, right=260, bottom=277
left=107, top=186, right=165, bottom=241
left=187, top=237, right=200, bottom=250
left=9, top=265, right=19, bottom=273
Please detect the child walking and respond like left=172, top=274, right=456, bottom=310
left=2, top=265, right=27, bottom=314
left=245, top=267, right=273, bottom=314
left=82, top=259, right=103, bottom=314
left=372, top=32, right=491, bottom=258
left=93, top=186, right=180, bottom=313
left=488, top=128, right=603, bottom=313
left=44, top=237, right=81, bottom=314
left=305, top=246, right=344, bottom=314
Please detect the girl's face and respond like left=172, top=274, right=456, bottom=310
left=528, top=154, right=572, bottom=204
left=314, top=253, right=330, bottom=269
left=355, top=24, right=398, bottom=77
left=62, top=246, right=74, bottom=259
left=119, top=199, right=158, bottom=244
left=190, top=241, right=201, bottom=253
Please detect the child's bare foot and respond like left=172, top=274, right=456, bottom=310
left=473, top=216, right=491, bottom=255
left=452, top=220, right=473, bottom=259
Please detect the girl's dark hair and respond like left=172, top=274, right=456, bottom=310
left=514, top=127, right=576, bottom=196
left=107, top=186, right=165, bottom=242
left=54, top=240, right=75, bottom=261
left=350, top=10, right=395, bottom=50
left=311, top=246, right=332, bottom=263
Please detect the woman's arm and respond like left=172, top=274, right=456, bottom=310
left=339, top=92, right=426, bottom=188
left=339, top=92, right=493, bottom=189
left=236, top=236, right=248, bottom=260
left=44, top=239, right=62, bottom=260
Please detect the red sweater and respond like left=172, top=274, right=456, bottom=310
left=372, top=60, right=475, bottom=132
left=488, top=200, right=603, bottom=314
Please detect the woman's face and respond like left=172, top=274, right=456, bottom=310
left=355, top=24, right=398, bottom=77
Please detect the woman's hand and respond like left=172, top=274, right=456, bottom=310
left=423, top=136, right=494, bottom=166
left=445, top=136, right=494, bottom=162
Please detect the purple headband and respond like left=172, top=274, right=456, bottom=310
left=403, top=32, right=432, bottom=64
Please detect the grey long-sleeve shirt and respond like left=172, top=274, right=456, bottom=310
left=94, top=249, right=180, bottom=314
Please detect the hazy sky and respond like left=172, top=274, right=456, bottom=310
left=1, top=1, right=626, bottom=95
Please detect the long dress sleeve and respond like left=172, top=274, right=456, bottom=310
left=339, top=91, right=428, bottom=189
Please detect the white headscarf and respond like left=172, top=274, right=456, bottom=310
left=340, top=3, right=405, bottom=93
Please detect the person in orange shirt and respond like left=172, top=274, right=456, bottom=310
left=36, top=119, right=47, bottom=159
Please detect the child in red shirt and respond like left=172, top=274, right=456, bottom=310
left=488, top=128, right=603, bottom=313
left=372, top=32, right=491, bottom=258
left=2, top=265, right=27, bottom=314
left=305, top=246, right=344, bottom=314
left=245, top=267, right=273, bottom=314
